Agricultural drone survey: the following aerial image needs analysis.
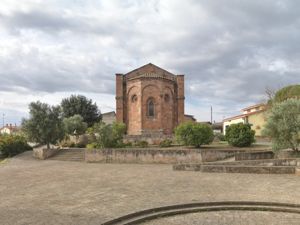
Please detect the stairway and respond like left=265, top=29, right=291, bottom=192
left=49, top=148, right=85, bottom=162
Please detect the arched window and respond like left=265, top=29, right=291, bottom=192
left=147, top=98, right=155, bottom=117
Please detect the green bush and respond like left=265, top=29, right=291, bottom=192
left=86, top=143, right=97, bottom=149
left=0, top=135, right=32, bottom=157
left=134, top=140, right=148, bottom=148
left=214, top=133, right=225, bottom=141
left=123, top=142, right=133, bottom=147
left=225, top=123, right=255, bottom=147
left=263, top=98, right=300, bottom=151
left=159, top=139, right=172, bottom=147
left=89, top=122, right=126, bottom=148
left=175, top=122, right=214, bottom=147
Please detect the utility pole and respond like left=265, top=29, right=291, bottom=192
left=210, top=106, right=213, bottom=124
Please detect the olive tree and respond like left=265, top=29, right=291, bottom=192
left=22, top=101, right=65, bottom=149
left=263, top=98, right=300, bottom=151
left=63, top=114, right=87, bottom=135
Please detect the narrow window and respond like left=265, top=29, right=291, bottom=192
left=147, top=98, right=155, bottom=117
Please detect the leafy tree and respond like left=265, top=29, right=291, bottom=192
left=89, top=122, right=126, bottom=148
left=175, top=122, right=214, bottom=147
left=22, top=101, right=65, bottom=149
left=263, top=98, right=300, bottom=151
left=61, top=95, right=101, bottom=127
left=272, top=85, right=300, bottom=104
left=225, top=123, right=255, bottom=147
left=63, top=114, right=87, bottom=135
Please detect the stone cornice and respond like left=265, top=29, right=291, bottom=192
left=126, top=73, right=176, bottom=82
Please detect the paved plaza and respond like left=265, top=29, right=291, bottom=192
left=0, top=151, right=299, bottom=225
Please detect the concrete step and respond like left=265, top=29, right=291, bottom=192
left=49, top=149, right=85, bottom=162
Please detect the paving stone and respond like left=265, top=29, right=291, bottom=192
left=0, top=151, right=300, bottom=225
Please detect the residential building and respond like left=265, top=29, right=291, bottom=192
left=0, top=124, right=20, bottom=135
left=102, top=111, right=116, bottom=125
left=223, top=103, right=267, bottom=136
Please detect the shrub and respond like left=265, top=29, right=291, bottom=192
left=86, top=143, right=97, bottom=149
left=0, top=135, right=32, bottom=157
left=123, top=142, right=133, bottom=147
left=159, top=139, right=172, bottom=147
left=175, top=122, right=214, bottom=147
left=214, top=133, right=225, bottom=141
left=60, top=139, right=75, bottom=147
left=135, top=140, right=148, bottom=148
left=225, top=123, right=255, bottom=147
left=263, top=98, right=300, bottom=151
left=89, top=122, right=126, bottom=148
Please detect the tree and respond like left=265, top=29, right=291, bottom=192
left=263, top=98, right=300, bottom=151
left=61, top=95, right=101, bottom=127
left=272, top=84, right=300, bottom=104
left=63, top=114, right=87, bottom=135
left=89, top=122, right=126, bottom=148
left=225, top=123, right=255, bottom=147
left=22, top=101, right=65, bottom=149
left=175, top=122, right=214, bottom=148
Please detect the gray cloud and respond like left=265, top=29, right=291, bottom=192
left=0, top=0, right=300, bottom=121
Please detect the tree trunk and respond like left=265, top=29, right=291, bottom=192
left=47, top=143, right=50, bottom=149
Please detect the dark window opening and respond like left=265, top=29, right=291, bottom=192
left=147, top=98, right=155, bottom=117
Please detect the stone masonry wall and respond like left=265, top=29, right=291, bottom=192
left=115, top=63, right=185, bottom=136
left=85, top=148, right=202, bottom=164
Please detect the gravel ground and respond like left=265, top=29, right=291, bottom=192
left=0, top=151, right=299, bottom=225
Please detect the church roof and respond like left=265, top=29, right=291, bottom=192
left=123, top=63, right=181, bottom=82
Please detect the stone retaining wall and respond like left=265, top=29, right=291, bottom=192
left=276, top=150, right=300, bottom=159
left=33, top=147, right=60, bottom=160
left=201, top=165, right=295, bottom=174
left=205, top=158, right=300, bottom=166
left=200, top=149, right=237, bottom=162
left=85, top=148, right=203, bottom=164
left=235, top=151, right=274, bottom=161
left=173, top=163, right=296, bottom=174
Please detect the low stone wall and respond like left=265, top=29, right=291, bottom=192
left=200, top=149, right=237, bottom=162
left=276, top=150, right=300, bottom=159
left=235, top=151, right=274, bottom=161
left=173, top=163, right=296, bottom=174
left=205, top=158, right=300, bottom=167
left=85, top=148, right=202, bottom=164
left=201, top=165, right=295, bottom=174
left=33, top=147, right=60, bottom=160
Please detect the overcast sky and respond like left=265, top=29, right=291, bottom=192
left=0, top=0, right=300, bottom=125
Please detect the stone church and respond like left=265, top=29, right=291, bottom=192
left=116, top=63, right=185, bottom=136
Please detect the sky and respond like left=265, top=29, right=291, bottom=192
left=0, top=0, right=300, bottom=126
